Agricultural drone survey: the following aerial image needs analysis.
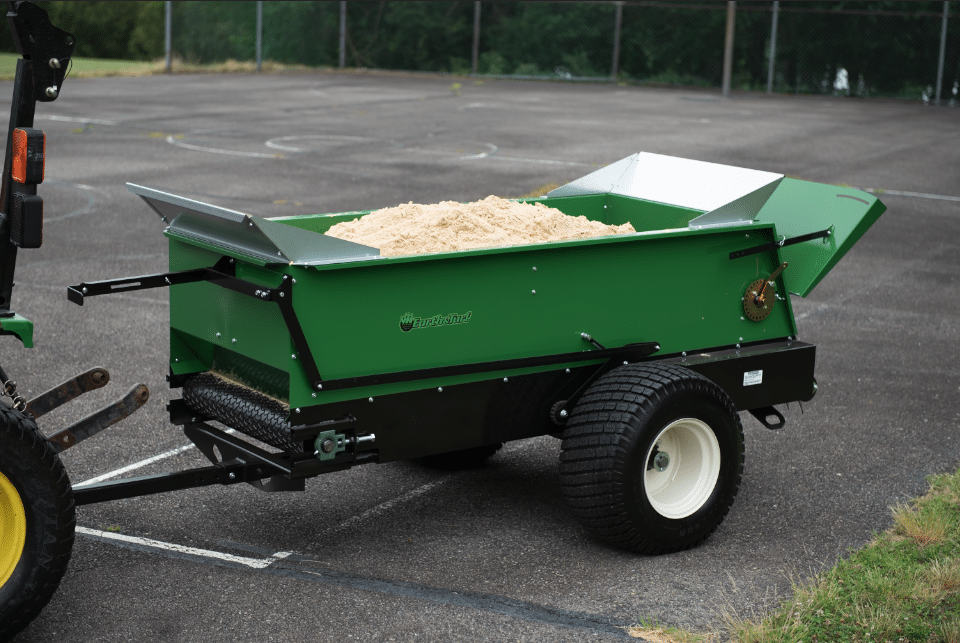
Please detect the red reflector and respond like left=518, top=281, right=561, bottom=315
left=12, top=128, right=45, bottom=184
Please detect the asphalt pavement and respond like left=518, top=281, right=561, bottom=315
left=5, top=70, right=959, bottom=642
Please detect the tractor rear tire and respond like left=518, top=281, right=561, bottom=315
left=0, top=404, right=75, bottom=640
left=559, top=364, right=743, bottom=554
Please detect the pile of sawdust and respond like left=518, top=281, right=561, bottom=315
left=324, top=195, right=635, bottom=257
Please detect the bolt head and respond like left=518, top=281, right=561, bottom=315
left=368, top=397, right=374, bottom=403
left=229, top=472, right=236, bottom=480
left=653, top=451, right=670, bottom=472
left=280, top=292, right=285, bottom=297
left=437, top=387, right=443, bottom=393
left=311, top=392, right=317, bottom=398
left=232, top=338, right=237, bottom=343
left=682, top=351, right=687, bottom=356
left=292, top=278, right=297, bottom=284
left=565, top=368, right=571, bottom=373
left=559, top=409, right=568, bottom=418
left=291, top=354, right=297, bottom=359
left=532, top=267, right=537, bottom=271
left=503, top=377, right=508, bottom=382
left=82, top=287, right=88, bottom=294
left=736, top=343, right=741, bottom=349
left=45, top=86, right=58, bottom=98
left=295, top=408, right=300, bottom=413
left=531, top=290, right=536, bottom=295
left=216, top=332, right=221, bottom=338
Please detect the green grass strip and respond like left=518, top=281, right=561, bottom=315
left=726, top=468, right=960, bottom=643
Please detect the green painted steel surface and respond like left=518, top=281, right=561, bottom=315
left=167, top=185, right=882, bottom=411
left=0, top=312, right=33, bottom=348
left=169, top=193, right=801, bottom=410
left=755, top=179, right=885, bottom=297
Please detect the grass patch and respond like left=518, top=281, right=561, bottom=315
left=719, top=466, right=960, bottom=642
left=628, top=617, right=717, bottom=641
left=0, top=53, right=308, bottom=80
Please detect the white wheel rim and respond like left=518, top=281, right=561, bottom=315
left=643, top=418, right=721, bottom=519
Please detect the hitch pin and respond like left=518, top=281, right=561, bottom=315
left=754, top=262, right=788, bottom=306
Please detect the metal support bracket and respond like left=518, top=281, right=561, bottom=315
left=46, top=383, right=149, bottom=453
left=68, top=261, right=326, bottom=394
left=748, top=405, right=786, bottom=430
left=184, top=421, right=304, bottom=492
left=729, top=228, right=832, bottom=260
left=551, top=338, right=662, bottom=423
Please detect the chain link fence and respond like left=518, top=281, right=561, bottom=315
left=127, top=1, right=960, bottom=104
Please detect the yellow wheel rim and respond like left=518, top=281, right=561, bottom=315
left=0, top=470, right=27, bottom=588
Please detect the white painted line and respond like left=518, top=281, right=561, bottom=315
left=38, top=114, right=120, bottom=126
left=74, top=428, right=235, bottom=488
left=265, top=134, right=379, bottom=152
left=458, top=143, right=499, bottom=160
left=166, top=135, right=281, bottom=159
left=320, top=479, right=448, bottom=537
left=863, top=188, right=960, bottom=203
left=74, top=444, right=194, bottom=487
left=76, top=527, right=279, bottom=569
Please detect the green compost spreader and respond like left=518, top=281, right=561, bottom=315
left=0, top=2, right=886, bottom=638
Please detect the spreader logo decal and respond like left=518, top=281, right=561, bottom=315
left=400, top=311, right=472, bottom=332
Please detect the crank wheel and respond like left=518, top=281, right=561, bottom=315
left=0, top=403, right=75, bottom=640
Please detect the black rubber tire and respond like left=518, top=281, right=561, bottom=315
left=417, top=443, right=503, bottom=470
left=559, top=364, right=743, bottom=554
left=0, top=404, right=75, bottom=641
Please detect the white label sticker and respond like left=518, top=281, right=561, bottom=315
left=743, top=370, right=763, bottom=386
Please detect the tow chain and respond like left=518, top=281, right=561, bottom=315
left=4, top=378, right=27, bottom=412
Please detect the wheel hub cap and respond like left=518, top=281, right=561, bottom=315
left=0, top=471, right=27, bottom=588
left=653, top=451, right=670, bottom=472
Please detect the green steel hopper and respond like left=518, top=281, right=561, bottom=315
left=65, top=151, right=885, bottom=554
